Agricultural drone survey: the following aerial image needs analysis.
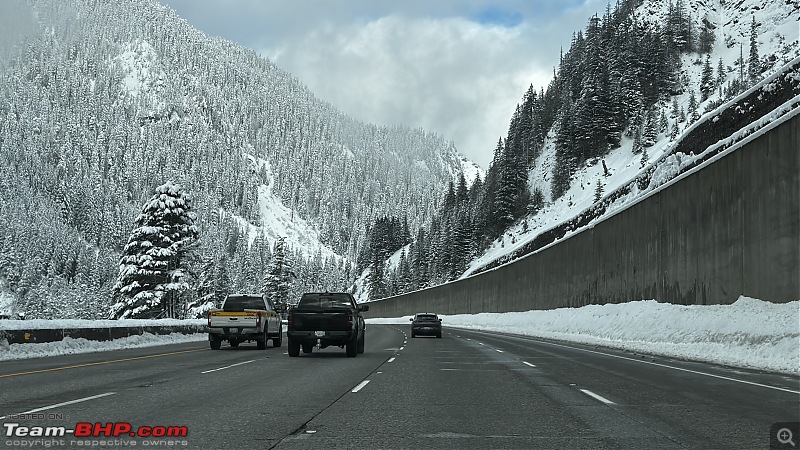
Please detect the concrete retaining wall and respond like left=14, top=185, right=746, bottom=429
left=366, top=113, right=799, bottom=318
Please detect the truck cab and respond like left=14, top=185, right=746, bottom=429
left=208, top=294, right=282, bottom=350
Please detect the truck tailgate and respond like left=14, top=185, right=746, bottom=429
left=209, top=311, right=259, bottom=328
left=291, top=310, right=351, bottom=331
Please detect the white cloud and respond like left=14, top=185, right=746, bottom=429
left=161, top=0, right=609, bottom=167
left=261, top=17, right=549, bottom=167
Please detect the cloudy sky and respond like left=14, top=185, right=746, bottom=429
left=159, top=0, right=608, bottom=167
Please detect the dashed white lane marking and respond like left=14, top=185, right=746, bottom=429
left=478, top=342, right=484, bottom=345
left=399, top=346, right=405, bottom=351
left=495, top=349, right=504, bottom=353
left=388, top=357, right=396, bottom=363
left=539, top=340, right=800, bottom=394
left=201, top=360, right=255, bottom=374
left=0, top=392, right=116, bottom=420
left=522, top=361, right=537, bottom=368
left=580, top=389, right=615, bottom=405
left=351, top=380, right=370, bottom=393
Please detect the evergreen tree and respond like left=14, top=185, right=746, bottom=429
left=700, top=54, right=715, bottom=100
left=263, top=236, right=293, bottom=308
left=716, top=57, right=726, bottom=87
left=748, top=15, right=760, bottom=82
left=111, top=181, right=199, bottom=319
left=688, top=90, right=699, bottom=122
left=642, top=107, right=658, bottom=147
left=593, top=178, right=604, bottom=202
left=368, top=253, right=387, bottom=300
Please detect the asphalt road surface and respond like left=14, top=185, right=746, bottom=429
left=1, top=325, right=797, bottom=449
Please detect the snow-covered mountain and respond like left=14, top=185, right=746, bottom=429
left=360, top=0, right=799, bottom=301
left=467, top=0, right=799, bottom=276
left=0, top=0, right=477, bottom=318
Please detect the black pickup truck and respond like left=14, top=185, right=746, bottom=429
left=286, top=292, right=369, bottom=357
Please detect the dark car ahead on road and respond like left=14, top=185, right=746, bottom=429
left=410, top=313, right=442, bottom=338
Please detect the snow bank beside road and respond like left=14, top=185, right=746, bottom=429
left=0, top=332, right=207, bottom=361
left=369, top=297, right=800, bottom=374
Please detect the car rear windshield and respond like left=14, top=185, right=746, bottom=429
left=223, top=295, right=266, bottom=311
left=416, top=315, right=438, bottom=321
left=298, top=294, right=354, bottom=309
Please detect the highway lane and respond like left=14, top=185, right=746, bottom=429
left=274, top=326, right=799, bottom=449
left=1, top=325, right=797, bottom=449
left=0, top=326, right=404, bottom=448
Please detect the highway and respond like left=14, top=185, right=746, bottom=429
left=0, top=325, right=797, bottom=449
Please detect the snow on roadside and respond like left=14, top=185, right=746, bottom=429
left=0, top=318, right=206, bottom=330
left=0, top=332, right=207, bottom=361
left=368, top=296, right=800, bottom=374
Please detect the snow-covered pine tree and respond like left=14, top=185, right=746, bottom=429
left=594, top=178, right=604, bottom=202
left=748, top=15, right=760, bottom=82
left=367, top=252, right=387, bottom=300
left=262, top=236, right=293, bottom=307
left=700, top=54, right=714, bottom=100
left=642, top=107, right=658, bottom=147
left=111, top=181, right=199, bottom=319
left=716, top=57, right=726, bottom=88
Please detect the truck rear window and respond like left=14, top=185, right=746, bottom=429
left=298, top=294, right=354, bottom=309
left=223, top=295, right=266, bottom=311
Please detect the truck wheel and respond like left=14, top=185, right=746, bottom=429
left=357, top=333, right=365, bottom=354
left=273, top=326, right=283, bottom=348
left=288, top=339, right=300, bottom=357
left=302, top=344, right=313, bottom=354
left=210, top=338, right=221, bottom=350
left=230, top=340, right=240, bottom=348
left=346, top=335, right=357, bottom=357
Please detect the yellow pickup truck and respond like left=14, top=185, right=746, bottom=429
left=207, top=294, right=282, bottom=350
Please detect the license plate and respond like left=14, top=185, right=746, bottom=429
left=314, top=331, right=325, bottom=337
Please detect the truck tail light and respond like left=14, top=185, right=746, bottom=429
left=207, top=310, right=212, bottom=327
left=287, top=313, right=293, bottom=327
left=346, top=312, right=353, bottom=329
left=256, top=313, right=262, bottom=330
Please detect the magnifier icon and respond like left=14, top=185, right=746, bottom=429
left=778, top=428, right=796, bottom=447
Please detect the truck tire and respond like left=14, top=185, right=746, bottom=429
left=346, top=335, right=357, bottom=357
left=210, top=337, right=221, bottom=350
left=357, top=333, right=365, bottom=354
left=273, top=326, right=283, bottom=348
left=257, top=329, right=267, bottom=350
left=288, top=339, right=300, bottom=357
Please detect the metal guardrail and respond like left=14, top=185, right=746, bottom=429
left=0, top=325, right=208, bottom=345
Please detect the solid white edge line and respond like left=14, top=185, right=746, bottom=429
left=201, top=360, right=255, bottom=374
left=580, top=389, right=615, bottom=405
left=351, top=380, right=370, bottom=393
left=0, top=392, right=116, bottom=419
left=536, top=339, right=800, bottom=395
left=522, top=361, right=536, bottom=367
left=388, top=357, right=396, bottom=363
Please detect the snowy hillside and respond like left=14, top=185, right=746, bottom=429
left=465, top=0, right=799, bottom=277
left=231, top=152, right=341, bottom=262
left=0, top=0, right=481, bottom=318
